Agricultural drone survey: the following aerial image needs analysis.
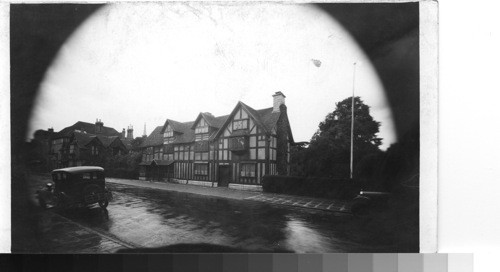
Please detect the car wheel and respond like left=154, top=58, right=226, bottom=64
left=98, top=199, right=109, bottom=209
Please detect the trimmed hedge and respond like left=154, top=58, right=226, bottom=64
left=105, top=168, right=139, bottom=180
left=262, top=175, right=361, bottom=200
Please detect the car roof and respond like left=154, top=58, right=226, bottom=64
left=52, top=166, right=104, bottom=174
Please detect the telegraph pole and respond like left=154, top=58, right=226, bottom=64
left=350, top=62, right=357, bottom=180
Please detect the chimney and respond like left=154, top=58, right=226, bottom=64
left=48, top=127, right=54, bottom=133
left=272, top=91, right=286, bottom=112
left=95, top=119, right=104, bottom=134
left=143, top=123, right=147, bottom=137
left=121, top=128, right=126, bottom=139
left=127, top=125, right=134, bottom=140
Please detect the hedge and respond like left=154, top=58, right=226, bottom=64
left=105, top=168, right=139, bottom=180
left=261, top=175, right=361, bottom=200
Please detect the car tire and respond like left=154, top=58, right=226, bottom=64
left=98, top=200, right=109, bottom=209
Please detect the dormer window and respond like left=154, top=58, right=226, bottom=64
left=163, top=125, right=174, bottom=144
left=164, top=130, right=173, bottom=138
left=232, top=119, right=248, bottom=130
left=195, top=118, right=209, bottom=141
left=232, top=108, right=249, bottom=131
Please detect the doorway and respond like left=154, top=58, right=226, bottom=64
left=218, top=165, right=232, bottom=187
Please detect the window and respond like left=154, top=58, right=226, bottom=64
left=195, top=126, right=208, bottom=134
left=195, top=152, right=209, bottom=161
left=194, top=141, right=209, bottom=152
left=194, top=163, right=208, bottom=175
left=91, top=146, right=99, bottom=155
left=82, top=173, right=91, bottom=180
left=195, top=133, right=209, bottom=141
left=258, top=148, right=266, bottom=160
left=164, top=145, right=174, bottom=154
left=195, top=118, right=209, bottom=134
left=164, top=126, right=174, bottom=144
left=240, top=164, right=256, bottom=177
left=164, top=129, right=173, bottom=138
left=249, top=136, right=256, bottom=147
left=232, top=119, right=248, bottom=130
left=229, top=136, right=248, bottom=151
left=69, top=145, right=75, bottom=154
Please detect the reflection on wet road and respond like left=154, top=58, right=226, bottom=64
left=58, top=183, right=390, bottom=253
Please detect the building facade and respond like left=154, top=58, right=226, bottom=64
left=46, top=120, right=130, bottom=169
left=139, top=92, right=294, bottom=190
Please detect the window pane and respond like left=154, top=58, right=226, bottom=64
left=250, top=136, right=256, bottom=147
left=258, top=148, right=266, bottom=160
left=250, top=149, right=256, bottom=160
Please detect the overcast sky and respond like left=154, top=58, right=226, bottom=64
left=28, top=2, right=396, bottom=149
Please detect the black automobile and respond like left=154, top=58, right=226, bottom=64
left=37, top=166, right=112, bottom=209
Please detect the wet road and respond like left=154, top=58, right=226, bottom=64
left=51, top=183, right=394, bottom=253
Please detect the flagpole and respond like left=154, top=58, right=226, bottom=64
left=350, top=62, right=357, bottom=180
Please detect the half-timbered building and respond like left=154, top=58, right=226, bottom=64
left=48, top=119, right=130, bottom=168
left=139, top=92, right=294, bottom=190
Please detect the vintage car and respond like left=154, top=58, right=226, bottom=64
left=37, top=166, right=112, bottom=209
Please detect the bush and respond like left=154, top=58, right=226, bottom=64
left=262, top=175, right=360, bottom=200
left=105, top=168, right=138, bottom=179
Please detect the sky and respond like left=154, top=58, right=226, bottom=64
left=28, top=2, right=396, bottom=149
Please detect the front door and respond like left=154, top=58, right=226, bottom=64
left=218, top=165, right=232, bottom=187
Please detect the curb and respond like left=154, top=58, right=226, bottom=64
left=107, top=178, right=352, bottom=214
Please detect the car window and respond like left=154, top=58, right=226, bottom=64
left=82, top=173, right=91, bottom=180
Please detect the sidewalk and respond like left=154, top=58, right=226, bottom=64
left=106, top=178, right=351, bottom=213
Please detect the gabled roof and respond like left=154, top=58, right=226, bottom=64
left=33, top=129, right=51, bottom=140
left=97, top=135, right=120, bottom=148
left=141, top=126, right=164, bottom=147
left=257, top=108, right=282, bottom=132
left=121, top=138, right=133, bottom=150
left=72, top=131, right=97, bottom=148
left=240, top=102, right=270, bottom=131
left=54, top=121, right=121, bottom=138
left=191, top=112, right=228, bottom=130
left=160, top=119, right=186, bottom=134
left=172, top=121, right=195, bottom=144
left=147, top=98, right=293, bottom=146
left=214, top=102, right=284, bottom=139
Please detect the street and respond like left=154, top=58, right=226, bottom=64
left=27, top=176, right=396, bottom=253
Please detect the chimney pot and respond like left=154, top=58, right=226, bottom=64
left=272, top=92, right=286, bottom=112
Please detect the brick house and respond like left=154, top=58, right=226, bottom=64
left=48, top=120, right=130, bottom=168
left=139, top=92, right=294, bottom=190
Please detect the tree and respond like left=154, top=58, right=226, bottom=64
left=304, top=96, right=383, bottom=178
left=130, top=137, right=145, bottom=151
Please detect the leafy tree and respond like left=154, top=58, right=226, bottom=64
left=104, top=152, right=142, bottom=179
left=130, top=137, right=145, bottom=151
left=304, top=96, right=383, bottom=178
